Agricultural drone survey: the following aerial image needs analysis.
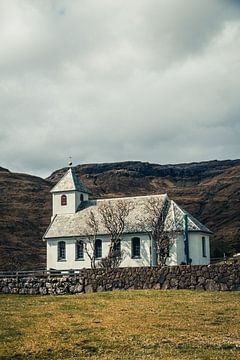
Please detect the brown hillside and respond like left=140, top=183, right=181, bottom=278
left=0, top=160, right=239, bottom=270
left=0, top=170, right=51, bottom=270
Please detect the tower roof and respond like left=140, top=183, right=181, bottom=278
left=50, top=167, right=91, bottom=194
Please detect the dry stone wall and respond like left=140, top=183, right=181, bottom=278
left=0, top=264, right=239, bottom=295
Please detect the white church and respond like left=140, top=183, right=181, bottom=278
left=44, top=166, right=211, bottom=270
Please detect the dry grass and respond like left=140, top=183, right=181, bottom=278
left=0, top=290, right=239, bottom=359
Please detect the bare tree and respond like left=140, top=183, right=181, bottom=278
left=140, top=196, right=176, bottom=266
left=98, top=199, right=133, bottom=268
left=82, top=210, right=99, bottom=269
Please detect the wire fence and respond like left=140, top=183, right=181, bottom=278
left=0, top=269, right=83, bottom=279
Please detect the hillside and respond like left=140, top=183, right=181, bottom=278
left=0, top=160, right=240, bottom=269
left=0, top=169, right=51, bottom=270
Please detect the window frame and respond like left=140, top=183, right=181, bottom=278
left=202, top=236, right=207, bottom=257
left=131, top=237, right=141, bottom=259
left=58, top=241, right=66, bottom=261
left=76, top=240, right=84, bottom=260
left=61, top=194, right=67, bottom=206
left=95, top=239, right=102, bottom=259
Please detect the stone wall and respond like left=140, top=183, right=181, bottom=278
left=0, top=264, right=239, bottom=295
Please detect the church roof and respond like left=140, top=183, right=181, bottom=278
left=50, top=167, right=91, bottom=194
left=44, top=194, right=211, bottom=239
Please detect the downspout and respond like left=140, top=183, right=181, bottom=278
left=183, top=214, right=190, bottom=265
left=150, top=235, right=152, bottom=267
left=150, top=234, right=154, bottom=267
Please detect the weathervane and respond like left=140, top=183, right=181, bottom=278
left=68, top=156, right=73, bottom=167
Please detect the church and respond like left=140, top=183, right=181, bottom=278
left=43, top=166, right=211, bottom=270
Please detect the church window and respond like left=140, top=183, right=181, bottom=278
left=113, top=240, right=121, bottom=253
left=202, top=237, right=207, bottom=257
left=76, top=240, right=84, bottom=260
left=131, top=237, right=141, bottom=258
left=58, top=241, right=66, bottom=260
left=80, top=194, right=84, bottom=201
left=61, top=194, right=67, bottom=206
left=95, top=239, right=102, bottom=258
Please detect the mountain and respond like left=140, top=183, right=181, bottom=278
left=0, top=169, right=51, bottom=270
left=0, top=160, right=240, bottom=270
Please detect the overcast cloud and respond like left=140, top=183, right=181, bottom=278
left=0, top=0, right=240, bottom=177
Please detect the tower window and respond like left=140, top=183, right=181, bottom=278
left=61, top=194, right=67, bottom=206
left=131, top=237, right=141, bottom=258
left=80, top=194, right=84, bottom=202
left=58, top=241, right=66, bottom=260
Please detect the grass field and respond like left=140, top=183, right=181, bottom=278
left=0, top=290, right=239, bottom=359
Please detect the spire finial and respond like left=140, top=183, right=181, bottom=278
left=68, top=156, right=72, bottom=168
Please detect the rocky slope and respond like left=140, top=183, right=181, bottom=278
left=0, top=160, right=239, bottom=269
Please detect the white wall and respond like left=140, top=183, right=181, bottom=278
left=166, top=238, right=178, bottom=266
left=46, top=233, right=151, bottom=270
left=46, top=232, right=210, bottom=270
left=120, top=233, right=151, bottom=267
left=52, top=191, right=88, bottom=218
left=176, top=234, right=185, bottom=264
left=175, top=232, right=210, bottom=265
left=189, top=233, right=210, bottom=265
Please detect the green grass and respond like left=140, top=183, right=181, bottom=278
left=0, top=290, right=239, bottom=359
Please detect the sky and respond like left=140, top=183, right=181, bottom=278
left=0, top=0, right=240, bottom=177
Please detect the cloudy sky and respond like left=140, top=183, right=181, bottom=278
left=0, top=0, right=240, bottom=177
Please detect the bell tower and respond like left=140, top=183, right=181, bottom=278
left=50, top=163, right=91, bottom=218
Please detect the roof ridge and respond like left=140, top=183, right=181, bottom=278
left=94, top=193, right=168, bottom=202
